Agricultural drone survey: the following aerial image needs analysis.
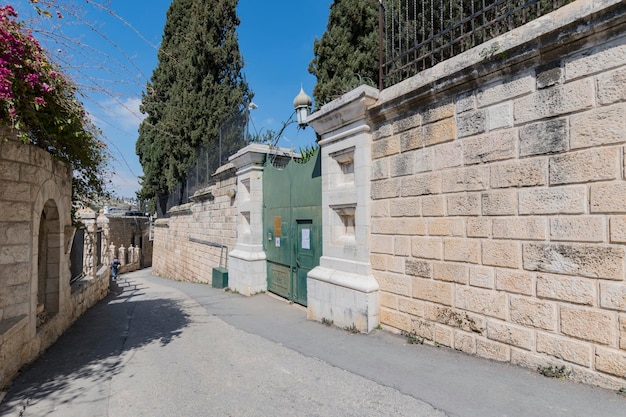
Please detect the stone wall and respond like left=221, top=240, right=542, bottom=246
left=108, top=216, right=152, bottom=268
left=367, top=0, right=626, bottom=389
left=152, top=169, right=238, bottom=283
left=0, top=128, right=109, bottom=388
left=307, top=87, right=381, bottom=332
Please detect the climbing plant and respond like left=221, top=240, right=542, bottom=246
left=0, top=5, right=109, bottom=204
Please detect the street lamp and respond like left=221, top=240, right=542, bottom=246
left=264, top=88, right=313, bottom=151
left=293, top=87, right=312, bottom=127
left=246, top=101, right=258, bottom=143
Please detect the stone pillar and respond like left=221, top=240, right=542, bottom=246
left=109, top=243, right=116, bottom=264
left=226, top=144, right=274, bottom=295
left=118, top=245, right=126, bottom=266
left=97, top=211, right=110, bottom=267
left=133, top=246, right=141, bottom=269
left=78, top=208, right=97, bottom=279
left=306, top=85, right=380, bottom=333
left=128, top=244, right=135, bottom=265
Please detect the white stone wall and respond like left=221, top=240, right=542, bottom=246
left=369, top=0, right=626, bottom=389
left=107, top=216, right=152, bottom=268
left=227, top=145, right=270, bottom=296
left=152, top=173, right=238, bottom=283
left=0, top=128, right=108, bottom=388
left=307, top=87, right=381, bottom=332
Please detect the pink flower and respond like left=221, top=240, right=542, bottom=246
left=0, top=6, right=17, bottom=19
left=41, top=82, right=53, bottom=92
left=26, top=73, right=40, bottom=87
left=0, top=74, right=12, bottom=100
left=34, top=96, right=45, bottom=106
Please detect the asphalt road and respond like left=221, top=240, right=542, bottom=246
left=1, top=268, right=625, bottom=417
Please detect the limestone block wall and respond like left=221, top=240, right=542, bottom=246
left=108, top=216, right=152, bottom=267
left=368, top=0, right=626, bottom=389
left=227, top=144, right=272, bottom=296
left=307, top=87, right=381, bottom=332
left=152, top=170, right=237, bottom=283
left=0, top=128, right=108, bottom=388
left=108, top=217, right=141, bottom=248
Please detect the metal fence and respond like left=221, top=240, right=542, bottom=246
left=156, top=107, right=249, bottom=217
left=96, top=229, right=102, bottom=267
left=69, top=228, right=84, bottom=283
left=380, top=0, right=575, bottom=88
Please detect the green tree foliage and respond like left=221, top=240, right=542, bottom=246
left=296, top=144, right=319, bottom=164
left=248, top=128, right=277, bottom=145
left=136, top=0, right=251, bottom=208
left=308, top=0, right=379, bottom=108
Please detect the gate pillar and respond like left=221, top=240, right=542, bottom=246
left=307, top=86, right=380, bottom=333
left=227, top=144, right=272, bottom=295
left=78, top=207, right=97, bottom=279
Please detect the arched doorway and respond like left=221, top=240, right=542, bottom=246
left=37, top=199, right=61, bottom=329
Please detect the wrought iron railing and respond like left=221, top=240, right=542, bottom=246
left=96, top=229, right=102, bottom=267
left=156, top=107, right=249, bottom=217
left=69, top=228, right=84, bottom=283
left=379, top=0, right=575, bottom=88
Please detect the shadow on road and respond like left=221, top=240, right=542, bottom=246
left=0, top=276, right=190, bottom=414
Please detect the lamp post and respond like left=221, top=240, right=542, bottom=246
left=265, top=88, right=313, bottom=151
left=246, top=101, right=258, bottom=143
left=293, top=87, right=312, bottom=127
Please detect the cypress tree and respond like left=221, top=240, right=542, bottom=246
left=136, top=0, right=251, bottom=209
left=308, top=0, right=379, bottom=108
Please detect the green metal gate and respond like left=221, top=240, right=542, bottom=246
left=263, top=150, right=322, bottom=306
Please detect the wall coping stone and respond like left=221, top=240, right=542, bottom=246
left=229, top=143, right=298, bottom=170
left=228, top=248, right=267, bottom=262
left=371, top=0, right=624, bottom=119
left=308, top=266, right=379, bottom=294
left=71, top=275, right=97, bottom=293
left=213, top=162, right=236, bottom=178
left=190, top=186, right=215, bottom=202
left=0, top=315, right=27, bottom=340
left=307, top=85, right=379, bottom=138
left=154, top=218, right=169, bottom=228
left=168, top=203, right=192, bottom=216
left=77, top=207, right=96, bottom=220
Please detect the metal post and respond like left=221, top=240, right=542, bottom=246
left=379, top=0, right=384, bottom=90
left=219, top=125, right=223, bottom=166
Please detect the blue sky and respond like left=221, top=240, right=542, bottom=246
left=15, top=0, right=333, bottom=197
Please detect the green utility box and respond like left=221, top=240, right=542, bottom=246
left=212, top=267, right=228, bottom=289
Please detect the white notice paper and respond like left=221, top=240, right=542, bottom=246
left=302, top=229, right=310, bottom=250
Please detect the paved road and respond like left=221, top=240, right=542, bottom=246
left=1, top=268, right=625, bottom=417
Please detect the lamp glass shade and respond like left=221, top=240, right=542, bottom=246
left=296, top=106, right=309, bottom=127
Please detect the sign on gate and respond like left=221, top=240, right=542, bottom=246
left=263, top=150, right=322, bottom=306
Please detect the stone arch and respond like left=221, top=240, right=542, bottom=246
left=31, top=178, right=70, bottom=332
left=36, top=199, right=61, bottom=328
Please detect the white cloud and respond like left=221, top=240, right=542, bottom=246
left=98, top=96, right=147, bottom=132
